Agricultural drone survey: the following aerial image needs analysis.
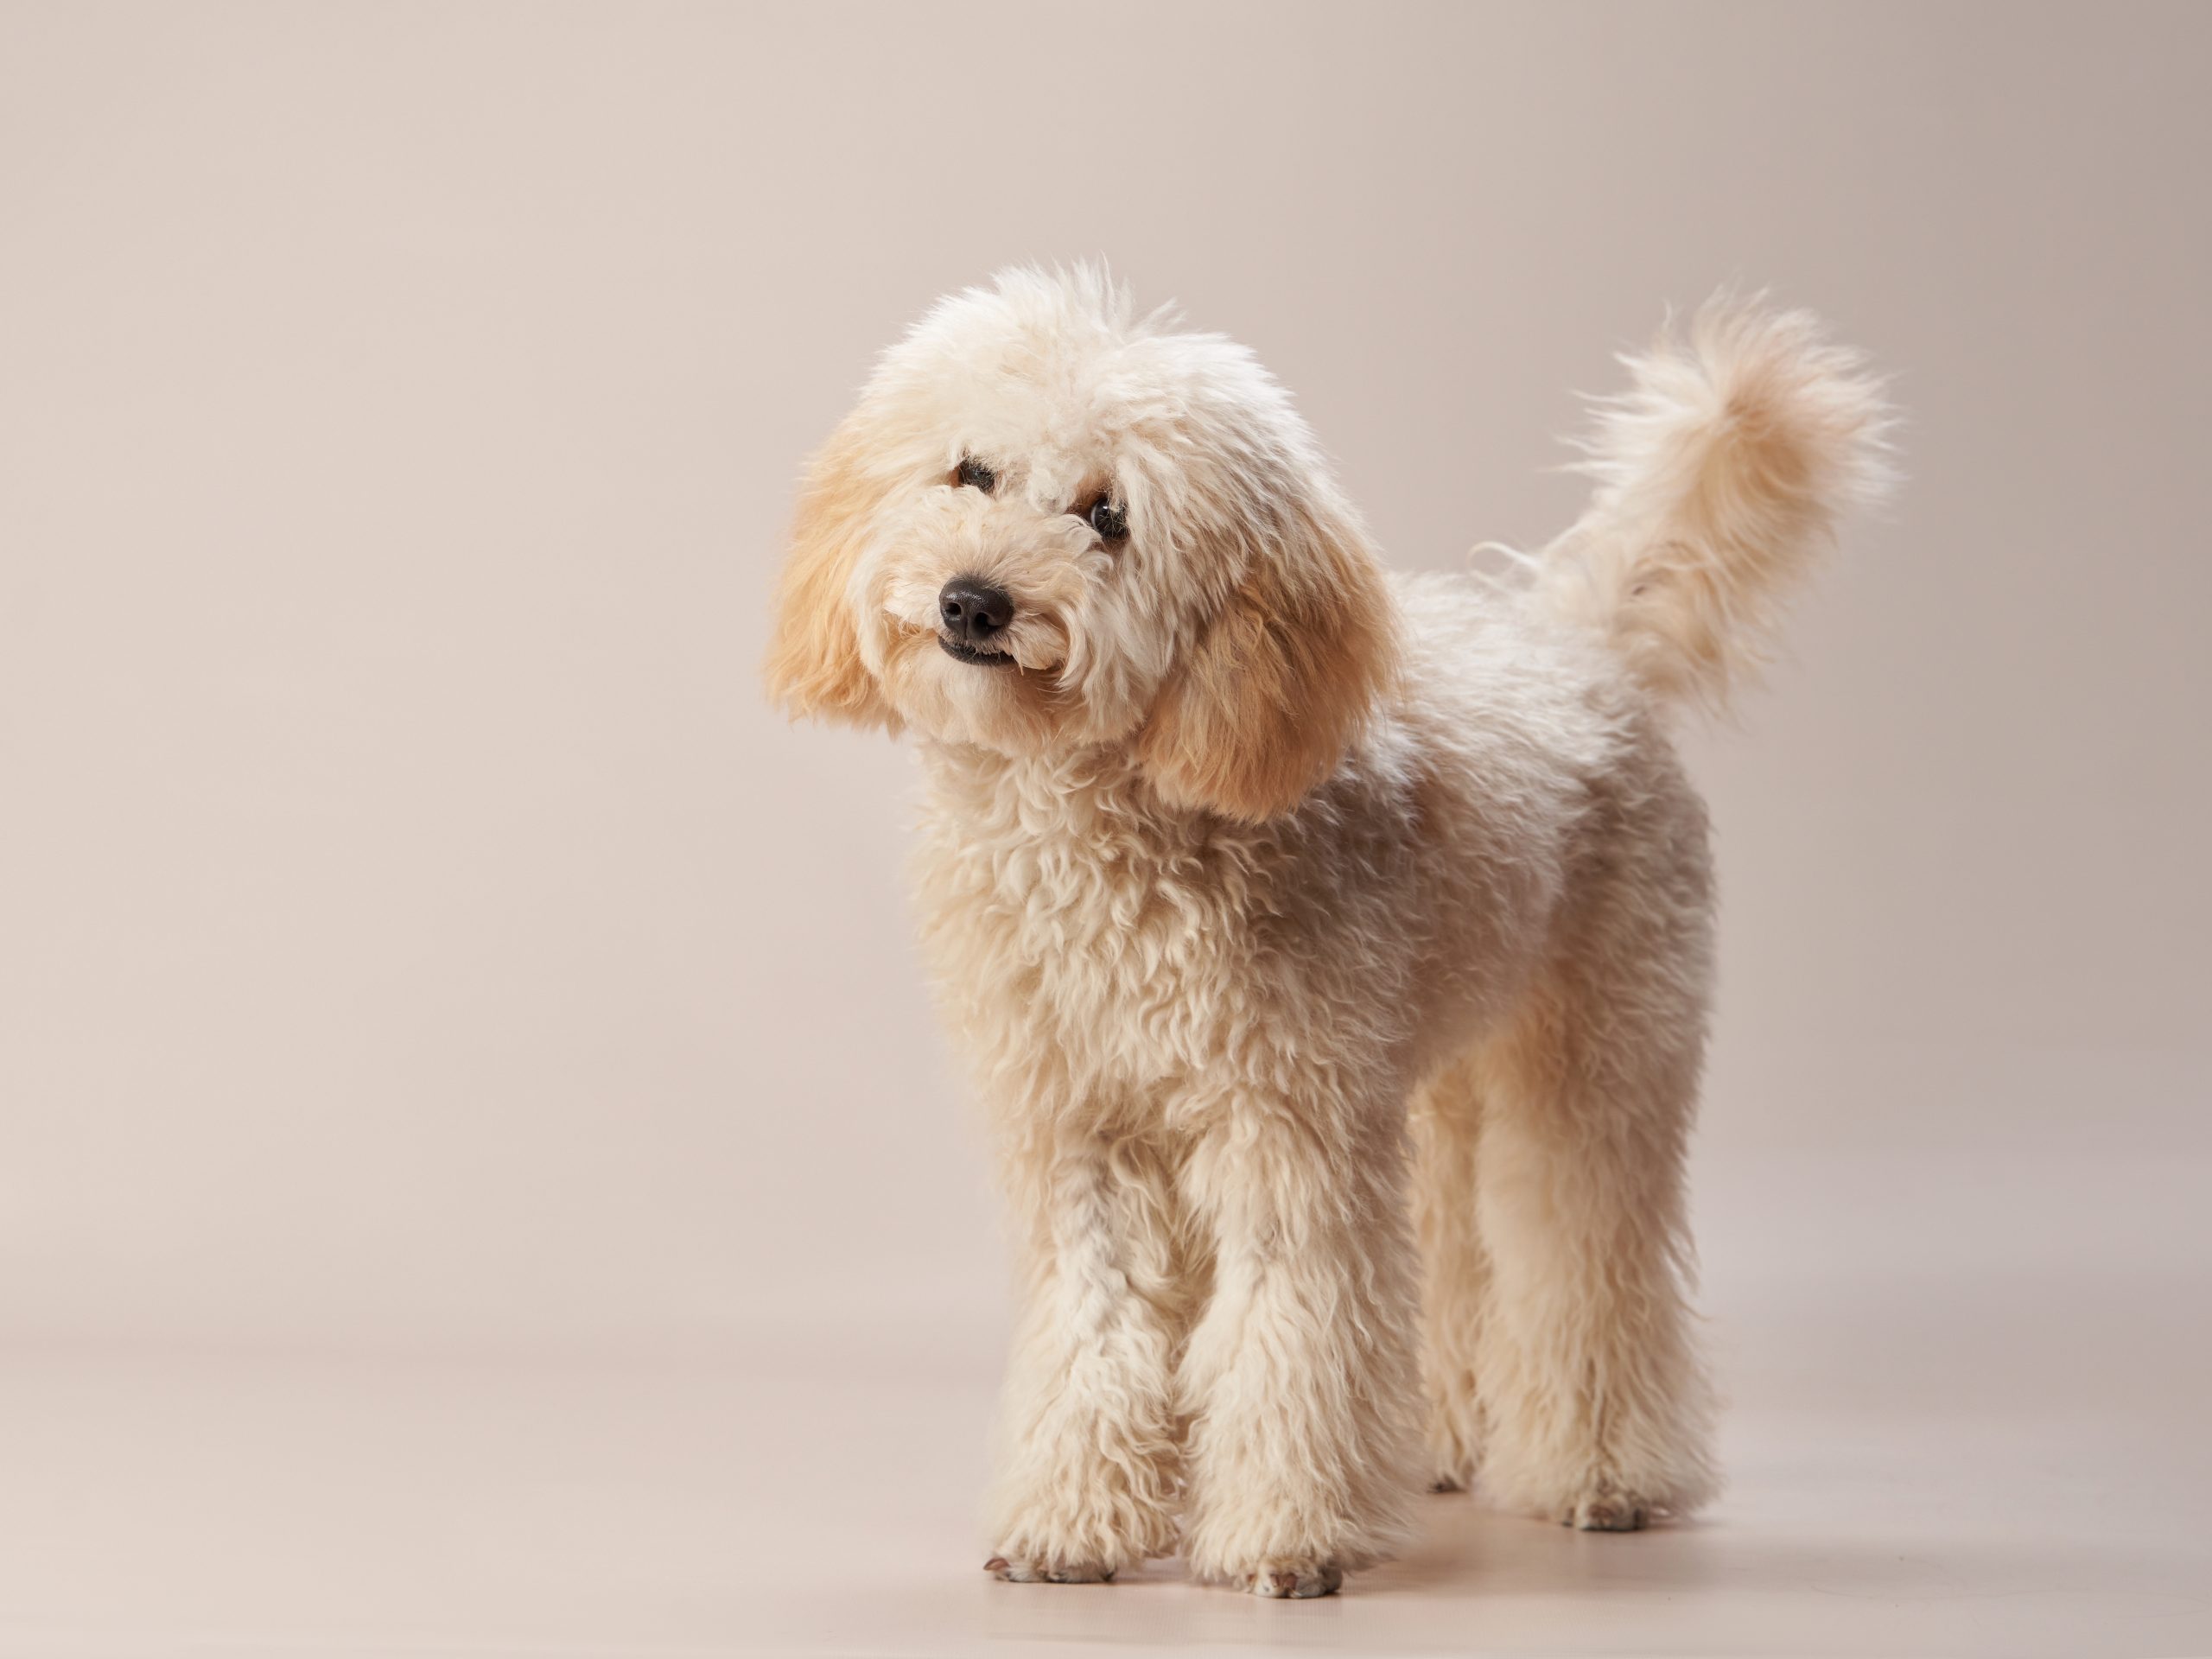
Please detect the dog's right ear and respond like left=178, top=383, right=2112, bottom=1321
left=763, top=418, right=896, bottom=728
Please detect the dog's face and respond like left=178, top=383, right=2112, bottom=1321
left=766, top=268, right=1395, bottom=822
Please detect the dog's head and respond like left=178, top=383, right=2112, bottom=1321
left=765, top=266, right=1395, bottom=823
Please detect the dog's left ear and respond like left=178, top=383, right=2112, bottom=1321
left=1136, top=495, right=1397, bottom=823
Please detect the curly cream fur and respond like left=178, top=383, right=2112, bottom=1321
left=767, top=266, right=1889, bottom=1595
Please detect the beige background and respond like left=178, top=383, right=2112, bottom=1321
left=2, top=3, right=2208, bottom=1655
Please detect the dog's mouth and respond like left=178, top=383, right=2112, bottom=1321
left=938, top=635, right=1020, bottom=669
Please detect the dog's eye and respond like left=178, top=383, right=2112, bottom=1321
left=956, top=456, right=996, bottom=493
left=1087, top=498, right=1128, bottom=541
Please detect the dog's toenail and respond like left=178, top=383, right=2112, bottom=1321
left=984, top=1556, right=1007, bottom=1572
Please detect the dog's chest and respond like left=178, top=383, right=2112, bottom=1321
left=913, top=780, right=1266, bottom=1093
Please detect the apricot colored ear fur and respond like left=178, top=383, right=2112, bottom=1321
left=1136, top=501, right=1396, bottom=822
left=763, top=421, right=895, bottom=728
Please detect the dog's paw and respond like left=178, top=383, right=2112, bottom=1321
left=1239, top=1561, right=1344, bottom=1599
left=1561, top=1492, right=1650, bottom=1532
left=984, top=1554, right=1116, bottom=1585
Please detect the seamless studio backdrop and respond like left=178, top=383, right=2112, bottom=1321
left=2, top=4, right=2208, bottom=1656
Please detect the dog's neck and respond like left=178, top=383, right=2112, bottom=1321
left=915, top=737, right=1243, bottom=862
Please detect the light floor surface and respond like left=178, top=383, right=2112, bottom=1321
left=3, top=1147, right=2208, bottom=1658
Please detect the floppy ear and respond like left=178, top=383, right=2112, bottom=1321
left=1136, top=497, right=1397, bottom=822
left=763, top=419, right=896, bottom=728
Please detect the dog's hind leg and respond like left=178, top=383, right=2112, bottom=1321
left=1467, top=783, right=1721, bottom=1530
left=1409, top=1050, right=1492, bottom=1495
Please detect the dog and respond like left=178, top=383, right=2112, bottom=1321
left=766, top=266, right=1888, bottom=1598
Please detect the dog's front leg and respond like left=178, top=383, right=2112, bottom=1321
left=1176, top=1092, right=1421, bottom=1598
left=983, top=1122, right=1183, bottom=1585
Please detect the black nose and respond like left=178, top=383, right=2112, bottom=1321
left=938, top=576, right=1015, bottom=646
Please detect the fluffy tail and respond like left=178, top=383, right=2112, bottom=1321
left=1532, top=300, right=1893, bottom=712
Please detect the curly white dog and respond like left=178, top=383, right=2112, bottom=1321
left=766, top=267, right=1888, bottom=1598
